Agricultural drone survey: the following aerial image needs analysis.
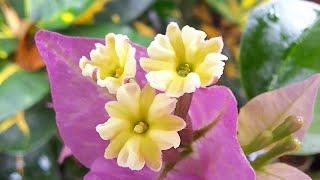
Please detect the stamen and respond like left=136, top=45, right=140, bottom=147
left=177, top=63, right=192, bottom=77
left=133, top=121, right=149, bottom=134
left=112, top=67, right=123, bottom=78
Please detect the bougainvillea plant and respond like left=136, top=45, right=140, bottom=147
left=35, top=22, right=320, bottom=179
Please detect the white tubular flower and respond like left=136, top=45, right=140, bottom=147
left=140, top=22, right=228, bottom=97
left=79, top=33, right=136, bottom=94
left=96, top=83, right=186, bottom=171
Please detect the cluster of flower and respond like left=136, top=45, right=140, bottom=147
left=78, top=22, right=228, bottom=172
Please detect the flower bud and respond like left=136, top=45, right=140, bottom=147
left=251, top=136, right=301, bottom=169
left=272, top=115, right=304, bottom=142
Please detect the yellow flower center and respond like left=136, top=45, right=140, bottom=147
left=133, top=121, right=149, bottom=134
left=177, top=63, right=192, bottom=77
left=112, top=67, right=124, bottom=78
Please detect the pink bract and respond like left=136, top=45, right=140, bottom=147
left=35, top=30, right=255, bottom=179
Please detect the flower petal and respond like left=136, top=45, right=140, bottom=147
left=151, top=115, right=186, bottom=131
left=165, top=86, right=255, bottom=179
left=139, top=84, right=156, bottom=118
left=116, top=83, right=141, bottom=120
left=145, top=70, right=174, bottom=92
left=148, top=130, right=181, bottom=149
left=195, top=53, right=227, bottom=86
left=166, top=75, right=185, bottom=97
left=117, top=136, right=145, bottom=170
left=140, top=58, right=175, bottom=71
left=181, top=25, right=206, bottom=64
left=183, top=72, right=201, bottom=93
left=147, top=34, right=176, bottom=62
left=96, top=118, right=130, bottom=140
left=105, top=101, right=132, bottom=121
left=166, top=22, right=185, bottom=62
left=35, top=30, right=147, bottom=167
left=104, top=132, right=132, bottom=159
left=148, top=94, right=177, bottom=120
left=141, top=137, right=162, bottom=172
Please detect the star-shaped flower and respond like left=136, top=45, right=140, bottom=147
left=140, top=22, right=228, bottom=97
left=79, top=33, right=136, bottom=94
left=96, top=83, right=186, bottom=171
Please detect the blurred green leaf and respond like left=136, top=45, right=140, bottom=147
left=0, top=12, right=17, bottom=59
left=0, top=39, right=17, bottom=59
left=61, top=158, right=88, bottom=180
left=0, top=144, right=60, bottom=180
left=240, top=0, right=320, bottom=155
left=0, top=68, right=49, bottom=121
left=7, top=0, right=26, bottom=18
left=104, top=0, right=155, bottom=24
left=61, top=23, right=152, bottom=46
left=25, top=0, right=100, bottom=29
left=0, top=98, right=56, bottom=153
left=206, top=0, right=264, bottom=25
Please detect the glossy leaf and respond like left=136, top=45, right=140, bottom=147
left=240, top=0, right=320, bottom=154
left=0, top=69, right=49, bottom=121
left=0, top=98, right=56, bottom=153
left=206, top=0, right=265, bottom=25
left=104, top=0, right=155, bottom=24
left=240, top=0, right=320, bottom=97
left=25, top=0, right=102, bottom=29
left=256, top=163, right=311, bottom=180
left=238, top=74, right=320, bottom=146
left=61, top=23, right=152, bottom=46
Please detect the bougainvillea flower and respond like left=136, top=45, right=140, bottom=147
left=238, top=74, right=320, bottom=147
left=96, top=83, right=186, bottom=171
left=35, top=30, right=255, bottom=179
left=79, top=33, right=136, bottom=94
left=140, top=22, right=227, bottom=97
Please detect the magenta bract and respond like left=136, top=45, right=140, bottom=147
left=35, top=30, right=255, bottom=179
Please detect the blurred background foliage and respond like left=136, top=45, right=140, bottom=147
left=1, top=0, right=320, bottom=179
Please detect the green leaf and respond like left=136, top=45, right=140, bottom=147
left=61, top=23, right=152, bottom=46
left=104, top=0, right=155, bottom=24
left=0, top=39, right=18, bottom=60
left=206, top=0, right=263, bottom=25
left=24, top=0, right=97, bottom=29
left=239, top=0, right=320, bottom=155
left=0, top=98, right=56, bottom=153
left=0, top=69, right=49, bottom=121
left=0, top=13, right=17, bottom=59
left=0, top=143, right=60, bottom=180
left=7, top=0, right=26, bottom=18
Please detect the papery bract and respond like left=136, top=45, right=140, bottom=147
left=85, top=86, right=255, bottom=179
left=165, top=86, right=255, bottom=179
left=35, top=30, right=147, bottom=167
left=256, top=163, right=311, bottom=180
left=36, top=30, right=254, bottom=179
left=238, top=74, right=320, bottom=146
